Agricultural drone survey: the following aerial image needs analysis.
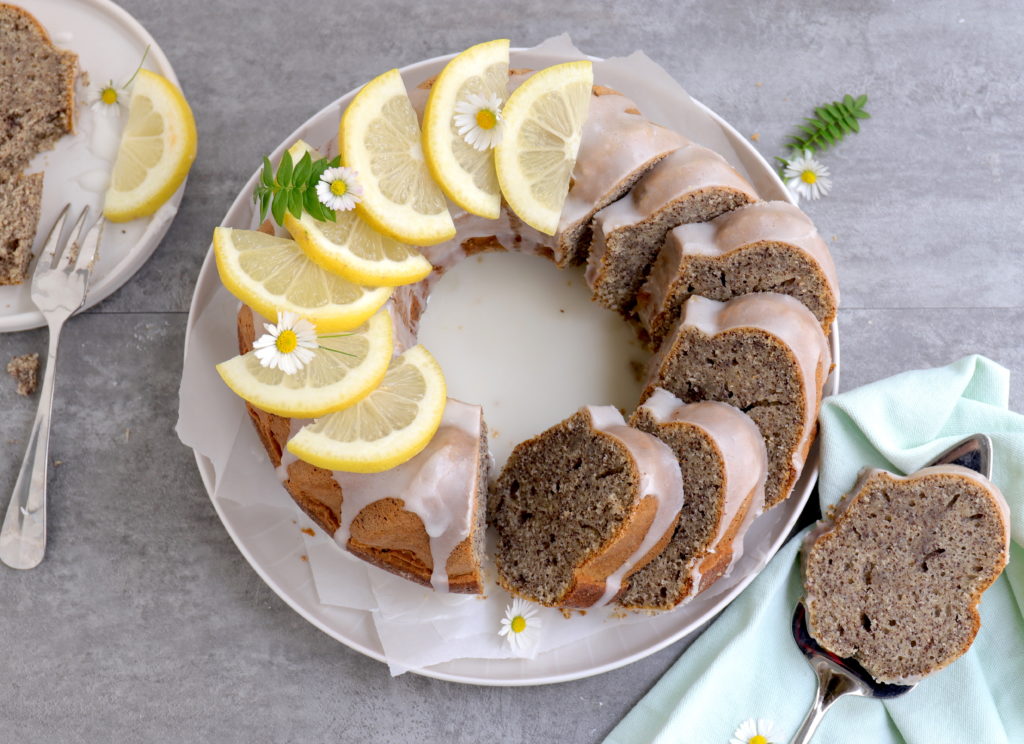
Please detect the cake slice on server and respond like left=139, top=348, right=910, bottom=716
left=638, top=201, right=839, bottom=348
left=643, top=293, right=830, bottom=509
left=803, top=466, right=1010, bottom=685
left=619, top=390, right=768, bottom=610
left=488, top=405, right=684, bottom=608
left=586, top=144, right=759, bottom=315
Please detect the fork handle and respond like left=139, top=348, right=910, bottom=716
left=0, top=326, right=62, bottom=569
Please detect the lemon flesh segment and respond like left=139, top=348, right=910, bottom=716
left=287, top=345, right=447, bottom=473
left=494, top=61, right=593, bottom=235
left=284, top=140, right=433, bottom=287
left=216, top=308, right=394, bottom=418
left=422, top=39, right=509, bottom=219
left=104, top=69, right=197, bottom=222
left=340, top=69, right=456, bottom=247
left=213, top=227, right=392, bottom=333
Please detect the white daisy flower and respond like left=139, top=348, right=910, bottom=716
left=316, top=166, right=363, bottom=212
left=730, top=717, right=777, bottom=744
left=252, top=311, right=317, bottom=375
left=91, top=81, right=129, bottom=121
left=498, top=597, right=541, bottom=654
left=783, top=150, right=831, bottom=202
left=453, top=92, right=504, bottom=151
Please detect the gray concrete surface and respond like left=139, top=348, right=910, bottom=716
left=1, top=0, right=1022, bottom=741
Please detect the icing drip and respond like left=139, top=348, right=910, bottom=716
left=585, top=405, right=684, bottom=606
left=325, top=399, right=482, bottom=592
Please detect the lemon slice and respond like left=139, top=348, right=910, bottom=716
left=213, top=227, right=392, bottom=333
left=216, top=308, right=393, bottom=418
left=494, top=61, right=593, bottom=235
left=104, top=69, right=198, bottom=222
left=282, top=141, right=433, bottom=286
left=340, top=69, right=456, bottom=246
left=287, top=345, right=446, bottom=473
left=422, top=39, right=509, bottom=219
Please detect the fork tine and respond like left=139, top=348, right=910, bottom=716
left=72, top=217, right=103, bottom=275
left=36, top=203, right=72, bottom=272
left=56, top=207, right=90, bottom=273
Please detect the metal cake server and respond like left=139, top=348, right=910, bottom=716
left=789, top=433, right=993, bottom=744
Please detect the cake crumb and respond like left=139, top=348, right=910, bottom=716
left=6, top=353, right=39, bottom=396
left=755, top=81, right=763, bottom=87
left=53, top=459, right=62, bottom=467
left=300, top=554, right=308, bottom=562
left=123, top=427, right=131, bottom=442
left=831, top=234, right=838, bottom=242
left=750, top=132, right=761, bottom=142
left=300, top=527, right=315, bottom=537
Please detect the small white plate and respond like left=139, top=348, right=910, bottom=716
left=183, top=45, right=840, bottom=686
left=1, top=0, right=187, bottom=332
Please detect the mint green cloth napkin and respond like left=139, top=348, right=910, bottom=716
left=606, top=355, right=1024, bottom=744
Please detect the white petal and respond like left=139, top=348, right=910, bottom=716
left=757, top=718, right=776, bottom=736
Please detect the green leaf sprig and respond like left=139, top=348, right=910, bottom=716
left=786, top=94, right=870, bottom=155
left=254, top=150, right=341, bottom=225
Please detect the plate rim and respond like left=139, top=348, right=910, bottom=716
left=182, top=46, right=841, bottom=686
left=1, top=0, right=188, bottom=333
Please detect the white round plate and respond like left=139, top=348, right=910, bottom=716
left=1, top=0, right=188, bottom=332
left=184, top=46, right=839, bottom=686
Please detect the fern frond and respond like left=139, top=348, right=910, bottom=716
left=786, top=94, right=870, bottom=154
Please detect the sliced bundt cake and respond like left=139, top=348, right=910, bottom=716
left=586, top=144, right=758, bottom=314
left=489, top=405, right=684, bottom=608
left=803, top=466, right=1010, bottom=684
left=643, top=293, right=830, bottom=509
left=619, top=390, right=767, bottom=610
left=553, top=88, right=684, bottom=267
left=238, top=305, right=488, bottom=593
left=638, top=201, right=840, bottom=347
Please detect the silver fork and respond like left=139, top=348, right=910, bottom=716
left=0, top=205, right=103, bottom=570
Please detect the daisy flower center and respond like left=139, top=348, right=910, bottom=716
left=100, top=87, right=119, bottom=105
left=510, top=615, right=526, bottom=633
left=748, top=736, right=768, bottom=744
left=475, top=109, right=498, bottom=131
left=275, top=329, right=299, bottom=354
left=329, top=179, right=348, bottom=197
left=800, top=169, right=817, bottom=184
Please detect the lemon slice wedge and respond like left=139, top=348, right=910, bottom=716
left=216, top=308, right=393, bottom=418
left=213, top=227, right=392, bottom=333
left=340, top=69, right=456, bottom=246
left=282, top=141, right=433, bottom=287
left=422, top=39, right=509, bottom=219
left=104, top=69, right=197, bottom=222
left=287, top=345, right=447, bottom=473
left=494, top=61, right=593, bottom=235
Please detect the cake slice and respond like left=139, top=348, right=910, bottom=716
left=619, top=390, right=767, bottom=610
left=638, top=201, right=839, bottom=348
left=0, top=173, right=42, bottom=285
left=0, top=3, right=77, bottom=180
left=553, top=89, right=684, bottom=267
left=238, top=305, right=488, bottom=593
left=489, top=405, right=684, bottom=608
left=643, top=293, right=830, bottom=508
left=586, top=144, right=759, bottom=314
left=803, top=466, right=1010, bottom=685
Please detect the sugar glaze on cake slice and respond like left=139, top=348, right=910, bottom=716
left=489, top=405, right=684, bottom=608
left=621, top=390, right=767, bottom=610
left=803, top=465, right=1010, bottom=685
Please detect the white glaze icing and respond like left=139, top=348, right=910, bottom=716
left=638, top=200, right=840, bottom=336
left=638, top=390, right=768, bottom=599
left=584, top=405, right=684, bottom=606
left=585, top=143, right=759, bottom=289
left=325, top=399, right=483, bottom=592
